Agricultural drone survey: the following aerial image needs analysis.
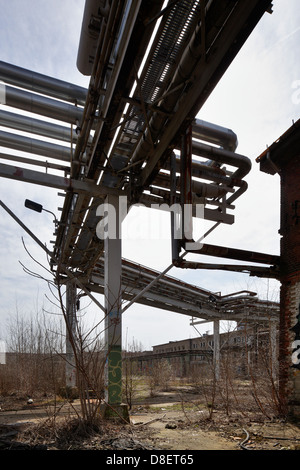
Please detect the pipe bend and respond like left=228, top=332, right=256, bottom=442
left=227, top=179, right=248, bottom=205
left=192, top=140, right=251, bottom=180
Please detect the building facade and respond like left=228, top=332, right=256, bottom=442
left=135, top=324, right=277, bottom=378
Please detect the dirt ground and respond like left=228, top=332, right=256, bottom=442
left=0, top=388, right=299, bottom=451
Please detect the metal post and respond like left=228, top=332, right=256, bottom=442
left=213, top=320, right=220, bottom=381
left=270, top=319, right=277, bottom=381
left=104, top=194, right=123, bottom=406
left=65, top=280, right=77, bottom=389
left=181, top=125, right=193, bottom=245
left=170, top=151, right=180, bottom=261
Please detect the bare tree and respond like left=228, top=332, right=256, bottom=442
left=15, top=240, right=109, bottom=426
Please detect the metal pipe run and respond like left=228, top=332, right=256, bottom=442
left=163, top=154, right=243, bottom=187
left=148, top=187, right=235, bottom=210
left=0, top=109, right=82, bottom=145
left=77, top=0, right=110, bottom=76
left=191, top=140, right=251, bottom=180
left=3, top=84, right=84, bottom=126
left=190, top=140, right=251, bottom=205
left=192, top=119, right=238, bottom=152
left=0, top=61, right=87, bottom=106
left=94, top=256, right=214, bottom=303
left=0, top=130, right=71, bottom=162
left=152, top=172, right=231, bottom=198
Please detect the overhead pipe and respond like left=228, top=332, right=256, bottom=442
left=163, top=154, right=242, bottom=187
left=55, top=0, right=139, bottom=261
left=0, top=61, right=87, bottom=106
left=0, top=129, right=71, bottom=162
left=152, top=172, right=231, bottom=198
left=0, top=109, right=84, bottom=145
left=149, top=186, right=235, bottom=212
left=3, top=84, right=84, bottom=126
left=73, top=0, right=121, bottom=176
left=191, top=140, right=251, bottom=204
left=77, top=0, right=109, bottom=76
left=95, top=257, right=212, bottom=300
left=80, top=0, right=142, bottom=175
left=192, top=119, right=238, bottom=152
left=191, top=140, right=251, bottom=180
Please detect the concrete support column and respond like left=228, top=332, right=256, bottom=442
left=213, top=320, right=220, bottom=380
left=65, top=280, right=77, bottom=389
left=104, top=194, right=123, bottom=406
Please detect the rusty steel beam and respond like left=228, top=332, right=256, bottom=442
left=184, top=242, right=280, bottom=266
left=175, top=260, right=279, bottom=279
left=0, top=162, right=123, bottom=197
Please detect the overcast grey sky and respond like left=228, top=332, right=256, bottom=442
left=0, top=0, right=299, bottom=349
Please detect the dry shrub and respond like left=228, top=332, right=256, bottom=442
left=19, top=416, right=104, bottom=449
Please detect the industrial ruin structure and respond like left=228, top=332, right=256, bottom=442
left=0, top=0, right=298, bottom=420
left=257, top=120, right=300, bottom=417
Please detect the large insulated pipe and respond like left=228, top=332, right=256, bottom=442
left=0, top=109, right=80, bottom=145
left=192, top=119, right=238, bottom=152
left=77, top=0, right=109, bottom=76
left=3, top=85, right=84, bottom=125
left=0, top=130, right=71, bottom=162
left=191, top=140, right=251, bottom=205
left=0, top=61, right=87, bottom=106
left=191, top=140, right=251, bottom=180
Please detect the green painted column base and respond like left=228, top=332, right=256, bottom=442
left=99, top=403, right=130, bottom=423
left=106, top=344, right=123, bottom=404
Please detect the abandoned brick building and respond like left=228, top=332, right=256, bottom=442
left=134, top=323, right=278, bottom=378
